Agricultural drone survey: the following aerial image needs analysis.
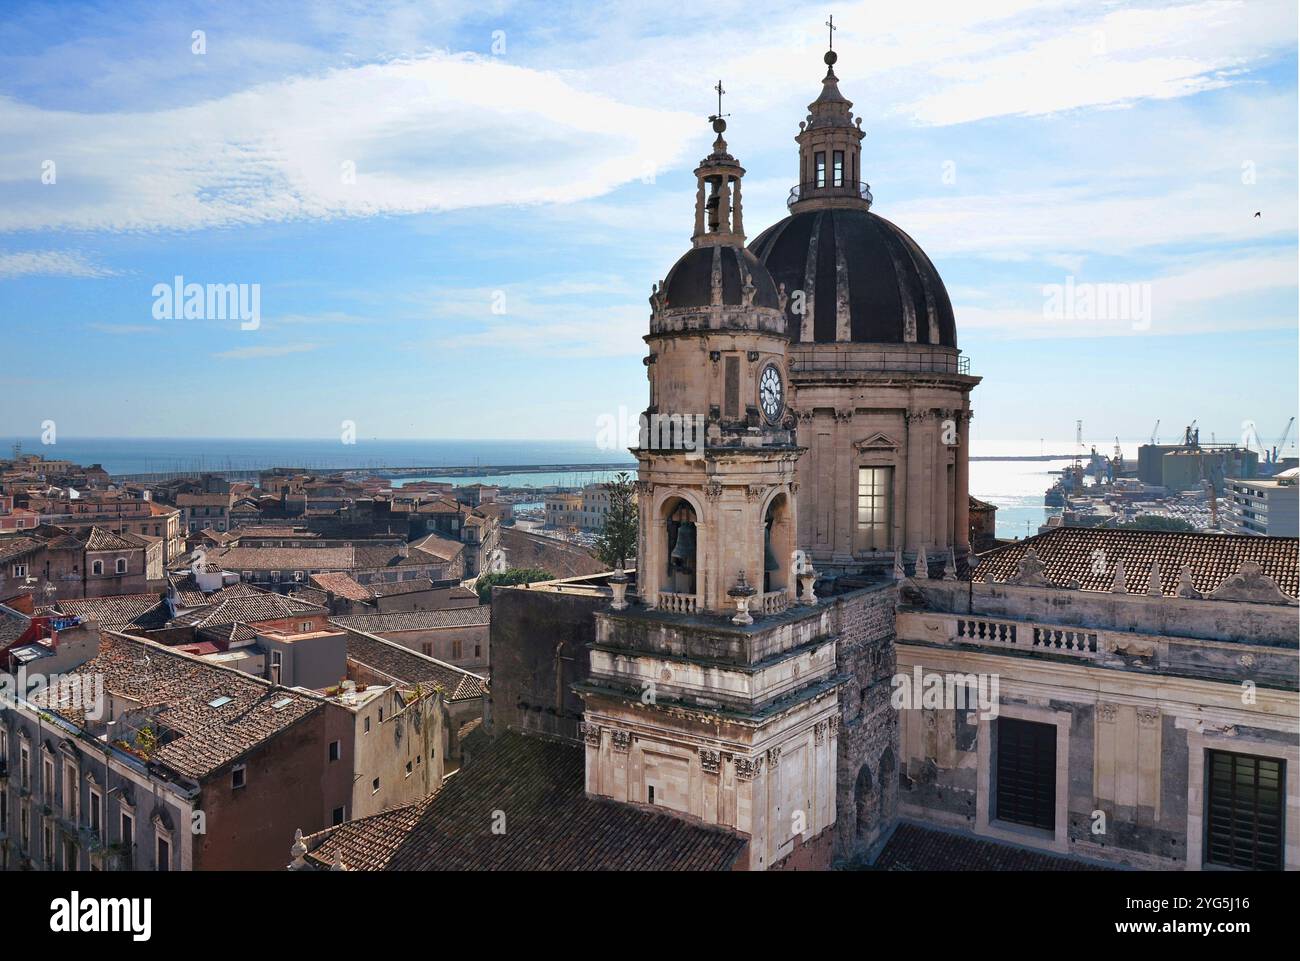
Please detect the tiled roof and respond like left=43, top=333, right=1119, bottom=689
left=407, top=533, right=464, bottom=563
left=0, top=604, right=30, bottom=645
left=301, top=731, right=748, bottom=871
left=166, top=572, right=210, bottom=607
left=331, top=606, right=490, bottom=634
left=972, top=527, right=1299, bottom=599
left=370, top=577, right=437, bottom=598
left=209, top=546, right=358, bottom=571
left=210, top=544, right=448, bottom=573
left=84, top=526, right=143, bottom=552
left=340, top=628, right=487, bottom=702
left=34, top=632, right=320, bottom=780
left=55, top=593, right=169, bottom=630
left=499, top=527, right=606, bottom=579
left=0, top=536, right=43, bottom=563
left=873, top=822, right=1110, bottom=871
left=310, top=571, right=373, bottom=602
left=172, top=586, right=325, bottom=629
left=196, top=621, right=259, bottom=646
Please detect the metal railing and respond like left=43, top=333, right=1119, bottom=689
left=787, top=181, right=873, bottom=208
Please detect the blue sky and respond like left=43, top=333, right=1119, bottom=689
left=0, top=0, right=1296, bottom=453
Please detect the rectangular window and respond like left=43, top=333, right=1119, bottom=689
left=121, top=811, right=134, bottom=854
left=332, top=806, right=346, bottom=826
left=854, top=466, right=894, bottom=551
left=328, top=740, right=341, bottom=762
left=90, top=787, right=102, bottom=834
left=815, top=151, right=826, bottom=188
left=452, top=639, right=463, bottom=660
left=156, top=835, right=170, bottom=872
left=1206, top=750, right=1284, bottom=870
left=994, top=717, right=1056, bottom=832
left=833, top=150, right=844, bottom=187
left=232, top=764, right=247, bottom=789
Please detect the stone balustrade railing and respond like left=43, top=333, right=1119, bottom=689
left=657, top=592, right=698, bottom=614
left=757, top=589, right=790, bottom=615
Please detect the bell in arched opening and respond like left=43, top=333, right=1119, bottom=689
left=666, top=504, right=697, bottom=594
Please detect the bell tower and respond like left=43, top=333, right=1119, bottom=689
left=576, top=101, right=843, bottom=871
left=635, top=107, right=802, bottom=619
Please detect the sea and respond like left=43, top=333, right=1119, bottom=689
left=4, top=436, right=1145, bottom=541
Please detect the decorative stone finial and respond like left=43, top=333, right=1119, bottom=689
left=1110, top=557, right=1128, bottom=594
left=1147, top=559, right=1163, bottom=596
left=943, top=548, right=958, bottom=581
left=608, top=565, right=630, bottom=611
left=913, top=545, right=930, bottom=580
left=893, top=550, right=906, bottom=582
left=728, top=570, right=758, bottom=625
left=1177, top=563, right=1201, bottom=599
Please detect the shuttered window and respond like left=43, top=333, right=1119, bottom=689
left=995, top=717, right=1056, bottom=831
left=1206, top=751, right=1284, bottom=871
left=723, top=356, right=740, bottom=418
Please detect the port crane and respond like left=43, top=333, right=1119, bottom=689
left=1149, top=420, right=1160, bottom=445
left=1271, top=417, right=1295, bottom=464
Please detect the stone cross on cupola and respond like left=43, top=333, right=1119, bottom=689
left=789, top=28, right=872, bottom=213
left=692, top=86, right=747, bottom=246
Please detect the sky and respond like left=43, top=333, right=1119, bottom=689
left=0, top=0, right=1296, bottom=453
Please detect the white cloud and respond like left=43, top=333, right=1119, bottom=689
left=0, top=250, right=116, bottom=278
left=956, top=250, right=1296, bottom=338
left=0, top=52, right=697, bottom=232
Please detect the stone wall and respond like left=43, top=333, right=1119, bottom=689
left=487, top=585, right=605, bottom=741
left=828, top=581, right=899, bottom=863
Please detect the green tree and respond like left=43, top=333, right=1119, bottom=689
left=1116, top=515, right=1196, bottom=532
left=595, top=472, right=638, bottom=570
left=475, top=567, right=553, bottom=603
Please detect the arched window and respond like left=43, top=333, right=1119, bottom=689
left=663, top=498, right=697, bottom=595
left=764, top=494, right=794, bottom=595
left=92, top=560, right=103, bottom=576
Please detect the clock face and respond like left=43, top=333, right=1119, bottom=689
left=759, top=364, right=784, bottom=422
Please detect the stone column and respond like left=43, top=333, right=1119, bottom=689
left=832, top=409, right=854, bottom=564
left=904, top=408, right=931, bottom=554
left=955, top=409, right=971, bottom=553
left=931, top=413, right=947, bottom=552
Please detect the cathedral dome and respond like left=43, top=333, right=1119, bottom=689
left=659, top=244, right=782, bottom=312
left=748, top=208, right=956, bottom=347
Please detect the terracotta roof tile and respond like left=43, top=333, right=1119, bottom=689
left=55, top=593, right=169, bottom=630
left=874, top=822, right=1110, bottom=870
left=972, top=527, right=1298, bottom=598
left=302, top=731, right=748, bottom=871
left=34, top=632, right=319, bottom=779
left=339, top=627, right=487, bottom=702
left=331, top=607, right=490, bottom=633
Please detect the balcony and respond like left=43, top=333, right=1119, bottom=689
left=787, top=180, right=873, bottom=209
left=790, top=348, right=971, bottom=376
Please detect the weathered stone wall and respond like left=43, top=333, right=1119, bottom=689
left=487, top=585, right=603, bottom=741
left=829, top=581, right=899, bottom=863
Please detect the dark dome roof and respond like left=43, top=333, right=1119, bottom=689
left=661, top=245, right=781, bottom=311
left=749, top=208, right=956, bottom=346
